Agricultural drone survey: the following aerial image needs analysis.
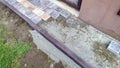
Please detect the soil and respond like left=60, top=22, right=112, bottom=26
left=20, top=48, right=51, bottom=68
left=0, top=3, right=64, bottom=68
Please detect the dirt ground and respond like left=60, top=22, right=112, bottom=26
left=0, top=3, right=64, bottom=68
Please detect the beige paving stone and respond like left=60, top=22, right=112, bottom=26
left=40, top=13, right=51, bottom=21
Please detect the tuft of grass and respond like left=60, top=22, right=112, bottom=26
left=47, top=57, right=52, bottom=64
left=93, top=42, right=118, bottom=64
left=0, top=26, right=31, bottom=68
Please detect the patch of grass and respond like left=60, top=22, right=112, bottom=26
left=47, top=57, right=52, bottom=64
left=0, top=26, right=31, bottom=68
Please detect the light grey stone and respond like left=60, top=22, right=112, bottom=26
left=107, top=41, right=120, bottom=54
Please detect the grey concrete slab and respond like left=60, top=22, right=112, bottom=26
left=30, top=30, right=81, bottom=68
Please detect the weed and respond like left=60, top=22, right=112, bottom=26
left=47, top=57, right=52, bottom=64
left=0, top=26, right=31, bottom=68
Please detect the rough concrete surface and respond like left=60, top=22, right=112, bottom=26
left=38, top=16, right=120, bottom=68
left=30, top=30, right=81, bottom=68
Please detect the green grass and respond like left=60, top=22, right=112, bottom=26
left=0, top=26, right=31, bottom=68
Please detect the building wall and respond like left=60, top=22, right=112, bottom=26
left=79, top=0, right=120, bottom=40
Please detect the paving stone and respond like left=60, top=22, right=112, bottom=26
left=43, top=7, right=54, bottom=14
left=18, top=0, right=36, bottom=11
left=28, top=0, right=50, bottom=10
left=31, top=15, right=42, bottom=24
left=29, top=0, right=41, bottom=7
left=44, top=8, right=60, bottom=19
left=33, top=8, right=45, bottom=16
left=53, top=6, right=71, bottom=18
left=47, top=2, right=57, bottom=9
left=54, top=6, right=63, bottom=12
left=40, top=0, right=50, bottom=7
left=12, top=2, right=23, bottom=9
left=22, top=9, right=42, bottom=24
left=53, top=3, right=71, bottom=18
left=18, top=0, right=51, bottom=21
left=13, top=2, right=42, bottom=24
left=60, top=9, right=71, bottom=18
left=5, top=0, right=17, bottom=5
left=30, top=0, right=71, bottom=19
left=40, top=13, right=51, bottom=21
left=50, top=10, right=60, bottom=19
left=16, top=0, right=25, bottom=2
left=7, top=0, right=71, bottom=22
